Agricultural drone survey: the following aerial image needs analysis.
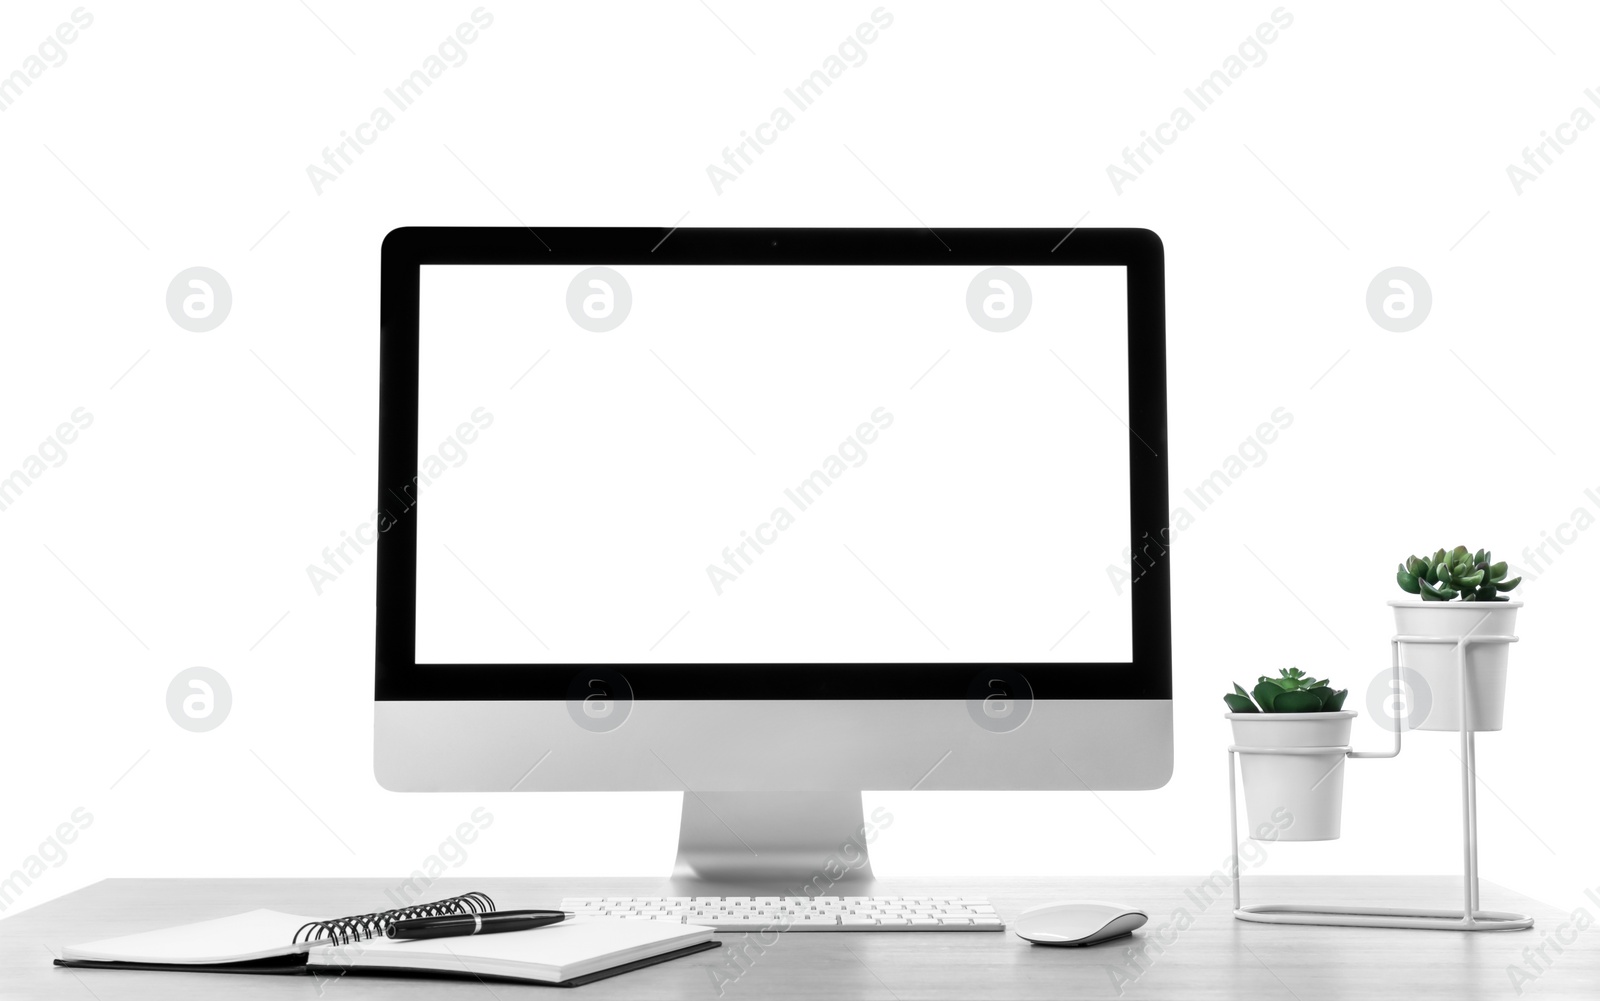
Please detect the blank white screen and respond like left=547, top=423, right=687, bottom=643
left=414, top=264, right=1132, bottom=664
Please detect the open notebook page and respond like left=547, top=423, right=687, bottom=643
left=61, top=909, right=325, bottom=965
left=308, top=918, right=715, bottom=983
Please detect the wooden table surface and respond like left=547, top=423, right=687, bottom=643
left=3, top=876, right=1595, bottom=998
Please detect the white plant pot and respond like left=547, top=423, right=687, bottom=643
left=1228, top=711, right=1355, bottom=842
left=1390, top=600, right=1520, bottom=732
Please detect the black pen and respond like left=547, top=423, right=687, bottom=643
left=386, top=909, right=576, bottom=940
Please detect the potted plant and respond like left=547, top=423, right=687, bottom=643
left=1393, top=547, right=1521, bottom=732
left=1224, top=669, right=1352, bottom=841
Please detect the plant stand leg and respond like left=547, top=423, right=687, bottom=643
left=1462, top=727, right=1480, bottom=923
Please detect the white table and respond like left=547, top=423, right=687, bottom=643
left=4, top=876, right=1594, bottom=998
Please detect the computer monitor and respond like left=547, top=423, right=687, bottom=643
left=375, top=228, right=1171, bottom=893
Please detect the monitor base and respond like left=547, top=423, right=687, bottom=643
left=666, top=791, right=879, bottom=896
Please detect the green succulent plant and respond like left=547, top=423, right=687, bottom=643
left=1223, top=667, right=1348, bottom=713
left=1396, top=547, right=1520, bottom=602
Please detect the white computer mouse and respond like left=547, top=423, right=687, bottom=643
left=1014, top=901, right=1148, bottom=946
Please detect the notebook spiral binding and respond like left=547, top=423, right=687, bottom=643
left=293, top=891, right=496, bottom=946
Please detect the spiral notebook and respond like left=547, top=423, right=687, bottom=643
left=54, top=893, right=718, bottom=988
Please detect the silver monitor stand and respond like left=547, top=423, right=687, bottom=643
left=669, top=791, right=877, bottom=895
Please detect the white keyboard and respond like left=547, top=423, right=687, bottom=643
left=561, top=896, right=1003, bottom=931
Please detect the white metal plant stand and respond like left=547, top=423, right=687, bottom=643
left=1227, top=632, right=1533, bottom=931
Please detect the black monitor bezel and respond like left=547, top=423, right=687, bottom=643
left=377, top=227, right=1169, bottom=701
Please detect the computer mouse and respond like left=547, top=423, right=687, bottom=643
left=1014, top=901, right=1148, bottom=946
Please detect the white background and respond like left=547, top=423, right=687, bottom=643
left=415, top=265, right=1132, bottom=664
left=1, top=0, right=1596, bottom=923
